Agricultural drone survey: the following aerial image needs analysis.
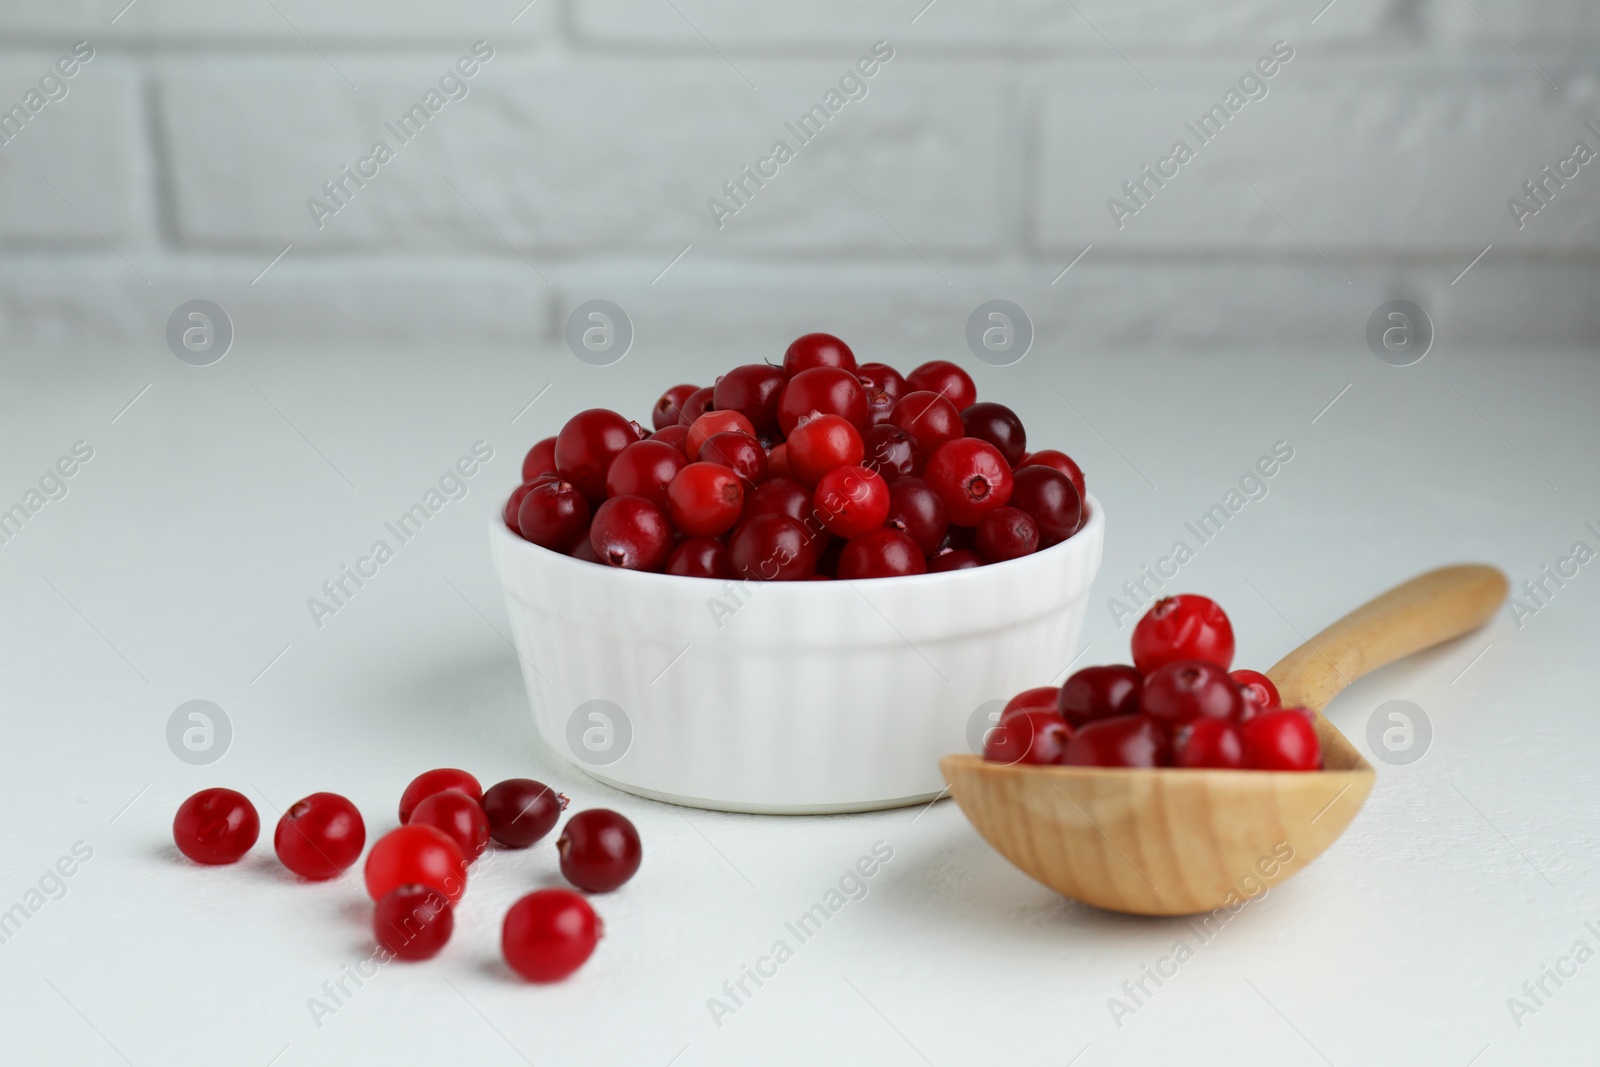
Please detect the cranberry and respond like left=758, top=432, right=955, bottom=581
left=729, top=514, right=816, bottom=581
left=590, top=495, right=674, bottom=570
left=1242, top=709, right=1322, bottom=771
left=516, top=479, right=591, bottom=552
left=1059, top=714, right=1172, bottom=768
left=521, top=437, right=558, bottom=481
left=652, top=384, right=699, bottom=430
left=274, top=792, right=365, bottom=880
left=1174, top=718, right=1246, bottom=769
left=173, top=788, right=259, bottom=865
left=685, top=409, right=755, bottom=460
left=1142, top=660, right=1244, bottom=727
left=676, top=385, right=716, bottom=426
left=604, top=440, right=686, bottom=511
left=838, top=528, right=927, bottom=579
left=1132, top=595, right=1236, bottom=674
left=884, top=477, right=947, bottom=557
left=766, top=442, right=793, bottom=479
left=1001, top=686, right=1061, bottom=720
left=504, top=482, right=534, bottom=531
left=649, top=423, right=690, bottom=453
left=783, top=332, right=857, bottom=375
left=787, top=414, right=864, bottom=486
left=924, top=438, right=1014, bottom=526
left=399, top=769, right=483, bottom=824
left=856, top=362, right=908, bottom=425
left=906, top=360, right=977, bottom=411
left=1058, top=665, right=1142, bottom=728
left=862, top=424, right=920, bottom=483
left=558, top=809, right=642, bottom=892
left=375, top=885, right=454, bottom=962
left=929, top=548, right=983, bottom=571
left=700, top=431, right=768, bottom=484
left=1230, top=669, right=1281, bottom=721
left=983, top=709, right=1071, bottom=765
left=555, top=409, right=642, bottom=502
left=975, top=506, right=1039, bottom=562
left=712, top=363, right=786, bottom=436
left=483, top=779, right=569, bottom=848
left=667, top=463, right=744, bottom=538
left=960, top=402, right=1027, bottom=467
left=1009, top=465, right=1083, bottom=546
left=888, top=391, right=963, bottom=457
left=1022, top=449, right=1085, bottom=502
left=667, top=537, right=736, bottom=578
left=410, top=790, right=490, bottom=862
left=777, top=367, right=869, bottom=435
left=741, top=476, right=811, bottom=526
left=814, top=465, right=890, bottom=539
left=364, top=825, right=467, bottom=904
left=502, top=889, right=603, bottom=982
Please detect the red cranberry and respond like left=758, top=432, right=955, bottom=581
left=1059, top=714, right=1172, bottom=768
left=783, top=332, right=857, bottom=375
left=856, top=362, right=908, bottom=425
left=1242, top=709, right=1322, bottom=770
left=862, top=424, right=920, bottom=483
left=375, top=885, right=454, bottom=961
left=983, top=709, right=1071, bottom=765
left=1001, top=686, right=1061, bottom=720
left=521, top=437, right=557, bottom=481
left=924, top=438, right=1014, bottom=526
left=274, top=792, right=365, bottom=880
left=558, top=809, right=642, bottom=892
left=604, top=440, right=686, bottom=511
left=975, top=506, right=1039, bottom=562
left=814, top=465, right=890, bottom=539
left=364, top=825, right=467, bottom=904
left=1174, top=718, right=1246, bottom=769
left=502, top=889, right=602, bottom=982
left=504, top=481, right=534, bottom=531
left=712, top=363, right=786, bottom=435
left=667, top=463, right=744, bottom=538
left=685, top=409, right=755, bottom=460
left=676, top=385, right=716, bottom=426
left=173, top=788, right=259, bottom=865
left=1142, top=660, right=1244, bottom=727
left=907, top=360, right=977, bottom=411
left=556, top=409, right=642, bottom=502
left=1230, top=669, right=1281, bottom=721
left=649, top=423, right=690, bottom=453
left=729, top=514, right=816, bottom=581
left=1009, top=465, right=1083, bottom=546
left=1132, top=594, right=1236, bottom=674
left=571, top=537, right=602, bottom=563
left=767, top=442, right=793, bottom=479
left=483, top=779, right=569, bottom=848
left=838, top=528, right=926, bottom=579
left=888, top=391, right=963, bottom=457
left=929, top=548, right=983, bottom=571
left=700, top=431, right=768, bottom=484
left=516, top=479, right=591, bottom=552
left=959, top=402, right=1027, bottom=467
left=652, top=384, right=699, bottom=430
left=399, top=768, right=482, bottom=824
left=787, top=414, right=864, bottom=486
left=1021, top=449, right=1085, bottom=501
left=741, top=476, right=811, bottom=526
left=591, top=495, right=674, bottom=570
left=666, top=536, right=736, bottom=578
left=777, top=367, right=869, bottom=435
left=884, top=477, right=947, bottom=557
left=1058, top=665, right=1142, bottom=728
left=410, top=791, right=490, bottom=863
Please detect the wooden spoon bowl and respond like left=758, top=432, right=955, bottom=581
left=940, top=565, right=1508, bottom=916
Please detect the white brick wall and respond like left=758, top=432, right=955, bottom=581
left=0, top=0, right=1597, bottom=349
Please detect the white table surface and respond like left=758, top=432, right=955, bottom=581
left=2, top=340, right=1596, bottom=1066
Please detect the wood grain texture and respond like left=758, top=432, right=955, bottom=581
left=941, top=564, right=1508, bottom=916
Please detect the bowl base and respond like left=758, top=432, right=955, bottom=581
left=575, top=766, right=949, bottom=815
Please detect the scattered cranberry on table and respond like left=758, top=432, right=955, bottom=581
left=409, top=790, right=491, bottom=863
left=274, top=792, right=366, bottom=880
left=364, top=825, right=468, bottom=905
left=375, top=884, right=455, bottom=961
left=482, top=778, right=569, bottom=848
left=557, top=809, right=643, bottom=893
left=173, top=787, right=260, bottom=865
left=502, top=889, right=604, bottom=982
left=398, top=768, right=483, bottom=824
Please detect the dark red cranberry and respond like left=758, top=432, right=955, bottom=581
left=375, top=884, right=454, bottom=961
left=1059, top=714, right=1172, bottom=768
left=1009, top=465, right=1083, bottom=546
left=906, top=360, right=977, bottom=411
left=862, top=424, right=920, bottom=483
left=504, top=481, right=534, bottom=531
left=1001, top=686, right=1061, bottom=720
left=667, top=537, right=736, bottom=578
left=1230, top=669, right=1280, bottom=721
left=712, top=363, right=786, bottom=436
left=556, top=409, right=642, bottom=502
left=570, top=537, right=601, bottom=563
left=1058, top=664, right=1142, bottom=728
left=740, top=476, right=811, bottom=527
left=1241, top=709, right=1322, bottom=770
left=1174, top=718, right=1246, bottom=769
left=652, top=384, right=699, bottom=430
left=650, top=423, right=690, bottom=453
left=838, top=528, right=926, bottom=579
left=676, top=385, right=716, bottom=426
left=729, top=514, right=816, bottom=581
left=888, top=391, right=963, bottom=457
left=589, top=495, right=673, bottom=571
left=983, top=709, right=1071, bottom=765
left=1022, top=449, right=1085, bottom=501
left=1132, top=595, right=1236, bottom=674
left=924, top=438, right=1014, bottom=527
left=1142, top=660, right=1244, bottom=728
left=517, top=480, right=591, bottom=552
left=482, top=779, right=569, bottom=848
left=884, top=477, right=947, bottom=557
left=777, top=367, right=870, bottom=435
left=856, top=362, right=908, bottom=425
left=975, top=506, right=1038, bottom=562
left=960, top=402, right=1027, bottom=467
left=699, top=431, right=768, bottom=484
left=783, top=332, right=857, bottom=375
left=558, top=809, right=642, bottom=892
left=929, top=548, right=983, bottom=571
left=521, top=437, right=558, bottom=481
left=604, top=440, right=686, bottom=511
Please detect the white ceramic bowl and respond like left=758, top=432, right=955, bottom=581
left=490, top=495, right=1104, bottom=814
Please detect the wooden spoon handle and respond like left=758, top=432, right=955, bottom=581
left=1266, top=564, right=1508, bottom=712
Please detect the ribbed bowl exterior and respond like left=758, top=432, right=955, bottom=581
left=490, top=496, right=1104, bottom=813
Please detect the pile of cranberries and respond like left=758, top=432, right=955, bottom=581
left=984, top=594, right=1324, bottom=771
left=170, top=769, right=641, bottom=981
left=507, top=333, right=1088, bottom=579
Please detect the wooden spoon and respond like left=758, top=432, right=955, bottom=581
left=939, top=564, right=1508, bottom=916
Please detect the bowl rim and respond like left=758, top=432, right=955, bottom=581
left=492, top=491, right=1104, bottom=591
